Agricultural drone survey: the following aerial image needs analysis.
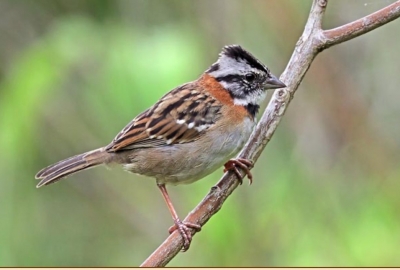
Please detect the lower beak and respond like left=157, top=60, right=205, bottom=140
left=265, top=74, right=286, bottom=89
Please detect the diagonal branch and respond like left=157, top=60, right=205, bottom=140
left=321, top=0, right=400, bottom=50
left=140, top=0, right=400, bottom=267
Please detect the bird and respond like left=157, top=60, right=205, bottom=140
left=35, top=45, right=286, bottom=251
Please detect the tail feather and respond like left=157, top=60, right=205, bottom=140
left=35, top=148, right=106, bottom=188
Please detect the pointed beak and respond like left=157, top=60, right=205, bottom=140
left=265, top=74, right=286, bottom=89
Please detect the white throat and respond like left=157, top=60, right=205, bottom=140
left=233, top=90, right=266, bottom=106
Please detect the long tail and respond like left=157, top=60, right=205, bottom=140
left=35, top=147, right=107, bottom=188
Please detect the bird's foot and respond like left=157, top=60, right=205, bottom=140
left=168, top=220, right=201, bottom=251
left=224, top=158, right=254, bottom=185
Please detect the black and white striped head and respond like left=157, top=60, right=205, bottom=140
left=206, top=45, right=286, bottom=109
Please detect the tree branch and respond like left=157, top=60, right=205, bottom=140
left=322, top=0, right=400, bottom=50
left=141, top=0, right=400, bottom=267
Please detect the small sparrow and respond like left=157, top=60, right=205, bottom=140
left=35, top=45, right=286, bottom=251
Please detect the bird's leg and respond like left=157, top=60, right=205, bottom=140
left=223, top=158, right=254, bottom=185
left=157, top=183, right=201, bottom=252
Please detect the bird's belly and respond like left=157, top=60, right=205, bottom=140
left=123, top=118, right=254, bottom=185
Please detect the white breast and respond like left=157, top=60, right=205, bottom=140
left=165, top=116, right=255, bottom=185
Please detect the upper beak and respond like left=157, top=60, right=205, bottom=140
left=265, top=74, right=286, bottom=89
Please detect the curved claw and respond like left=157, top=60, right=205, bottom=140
left=223, top=158, right=254, bottom=185
left=169, top=220, right=201, bottom=251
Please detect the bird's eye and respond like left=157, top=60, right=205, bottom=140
left=245, top=73, right=256, bottom=82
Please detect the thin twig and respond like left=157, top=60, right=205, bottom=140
left=321, top=0, right=400, bottom=50
left=141, top=0, right=400, bottom=267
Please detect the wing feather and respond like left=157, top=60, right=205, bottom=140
left=105, top=83, right=222, bottom=152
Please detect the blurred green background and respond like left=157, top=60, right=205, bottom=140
left=1, top=0, right=400, bottom=266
